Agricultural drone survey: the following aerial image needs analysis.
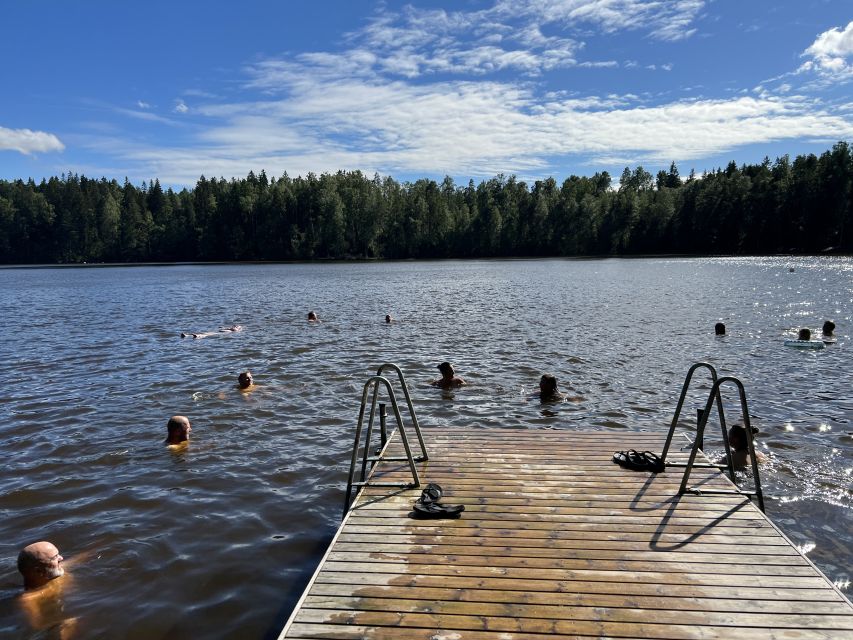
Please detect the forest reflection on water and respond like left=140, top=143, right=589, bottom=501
left=0, top=256, right=850, bottom=638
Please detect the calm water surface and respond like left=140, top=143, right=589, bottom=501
left=0, top=257, right=851, bottom=638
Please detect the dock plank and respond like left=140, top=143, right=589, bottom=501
left=278, top=428, right=853, bottom=639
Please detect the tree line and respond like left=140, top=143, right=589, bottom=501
left=0, top=141, right=850, bottom=264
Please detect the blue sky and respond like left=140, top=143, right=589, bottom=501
left=2, top=0, right=852, bottom=188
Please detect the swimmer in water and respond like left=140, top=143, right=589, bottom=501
left=165, top=415, right=191, bottom=445
left=17, top=541, right=80, bottom=638
left=181, top=325, right=241, bottom=338
left=307, top=311, right=319, bottom=322
left=538, top=374, right=564, bottom=402
left=715, top=322, right=726, bottom=336
left=726, top=423, right=765, bottom=469
left=798, top=328, right=811, bottom=341
left=822, top=320, right=835, bottom=337
left=432, top=362, right=466, bottom=388
left=237, top=371, right=254, bottom=391
left=385, top=314, right=393, bottom=323
left=18, top=541, right=64, bottom=590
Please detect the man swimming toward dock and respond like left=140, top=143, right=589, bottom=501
left=727, top=423, right=766, bottom=469
left=432, top=362, right=466, bottom=388
left=165, top=415, right=192, bottom=445
left=538, top=374, right=564, bottom=402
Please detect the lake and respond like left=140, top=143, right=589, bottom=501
left=0, top=257, right=850, bottom=638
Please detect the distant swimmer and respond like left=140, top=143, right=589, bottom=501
left=181, top=325, right=242, bottom=338
left=715, top=322, right=726, bottom=336
left=822, top=320, right=835, bottom=337
left=18, top=541, right=64, bottom=590
left=237, top=371, right=254, bottom=391
left=538, top=374, right=564, bottom=402
left=307, top=311, right=319, bottom=322
left=385, top=314, right=393, bottom=323
left=165, top=415, right=192, bottom=445
left=798, top=328, right=811, bottom=341
left=726, top=423, right=765, bottom=469
left=432, top=362, right=466, bottom=389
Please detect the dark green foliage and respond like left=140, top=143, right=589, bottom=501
left=1, top=142, right=851, bottom=264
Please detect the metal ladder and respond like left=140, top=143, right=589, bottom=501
left=660, top=362, right=765, bottom=512
left=343, top=363, right=428, bottom=516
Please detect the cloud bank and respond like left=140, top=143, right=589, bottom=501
left=73, top=2, right=853, bottom=185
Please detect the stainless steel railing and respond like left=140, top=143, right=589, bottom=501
left=660, top=363, right=765, bottom=512
left=343, top=364, right=427, bottom=516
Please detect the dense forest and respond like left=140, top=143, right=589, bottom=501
left=0, top=141, right=850, bottom=264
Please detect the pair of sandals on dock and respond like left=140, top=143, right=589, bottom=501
left=612, top=449, right=665, bottom=473
left=412, top=483, right=465, bottom=518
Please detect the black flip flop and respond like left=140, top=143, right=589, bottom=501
left=642, top=451, right=665, bottom=473
left=418, top=483, right=443, bottom=505
left=613, top=449, right=643, bottom=468
left=412, top=502, right=465, bottom=518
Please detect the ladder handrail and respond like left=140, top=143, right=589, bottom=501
left=679, top=375, right=765, bottom=512
left=660, top=362, right=735, bottom=482
left=343, top=368, right=423, bottom=517
left=377, top=363, right=428, bottom=461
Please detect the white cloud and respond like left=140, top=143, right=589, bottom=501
left=800, top=21, right=853, bottom=82
left=492, top=0, right=705, bottom=42
left=0, top=126, right=65, bottom=155
left=71, top=1, right=853, bottom=186
left=137, top=100, right=151, bottom=109
left=99, top=63, right=853, bottom=185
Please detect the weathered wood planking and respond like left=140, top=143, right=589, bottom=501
left=279, top=428, right=853, bottom=639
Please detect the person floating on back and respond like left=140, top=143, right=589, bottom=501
left=432, top=362, right=466, bottom=388
left=714, top=322, right=726, bottom=336
left=165, top=415, right=192, bottom=445
left=538, top=374, right=564, bottom=402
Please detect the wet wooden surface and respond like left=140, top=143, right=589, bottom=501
left=279, top=428, right=853, bottom=639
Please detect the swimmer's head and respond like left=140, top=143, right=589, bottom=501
left=798, top=328, right=811, bottom=341
left=385, top=314, right=392, bottom=323
left=18, top=541, right=64, bottom=589
left=307, top=311, right=318, bottom=321
left=714, top=322, right=726, bottom=336
left=438, top=362, right=454, bottom=377
left=539, top=374, right=558, bottom=396
left=165, top=415, right=192, bottom=444
left=238, top=371, right=253, bottom=389
left=822, top=320, right=835, bottom=336
left=727, top=423, right=758, bottom=453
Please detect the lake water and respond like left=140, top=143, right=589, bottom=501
left=0, top=257, right=850, bottom=638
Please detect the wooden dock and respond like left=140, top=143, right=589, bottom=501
left=279, top=428, right=853, bottom=639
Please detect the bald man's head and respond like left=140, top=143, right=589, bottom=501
left=18, top=541, right=64, bottom=589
